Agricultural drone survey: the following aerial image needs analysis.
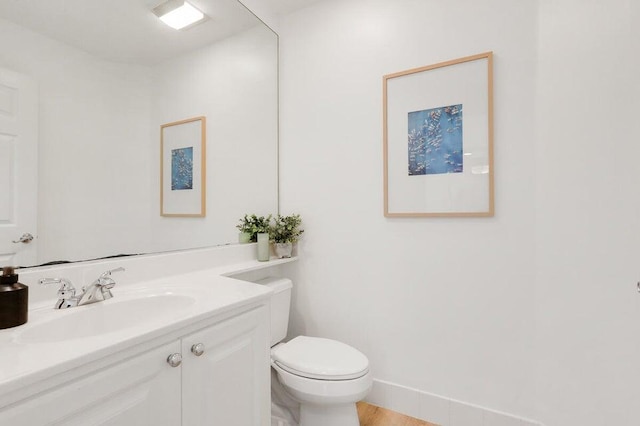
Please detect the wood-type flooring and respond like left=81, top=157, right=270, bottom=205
left=357, top=402, right=438, bottom=426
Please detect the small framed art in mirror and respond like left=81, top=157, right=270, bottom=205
left=160, top=116, right=206, bottom=217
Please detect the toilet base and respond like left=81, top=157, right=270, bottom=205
left=299, top=402, right=359, bottom=426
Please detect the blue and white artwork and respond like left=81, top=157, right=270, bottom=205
left=171, top=147, right=193, bottom=190
left=408, top=104, right=463, bottom=175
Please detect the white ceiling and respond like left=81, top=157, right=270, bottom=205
left=0, top=0, right=268, bottom=65
left=262, top=0, right=321, bottom=15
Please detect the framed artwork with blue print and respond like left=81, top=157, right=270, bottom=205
left=383, top=52, right=494, bottom=217
left=160, top=116, right=206, bottom=217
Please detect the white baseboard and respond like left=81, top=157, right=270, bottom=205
left=365, top=379, right=541, bottom=426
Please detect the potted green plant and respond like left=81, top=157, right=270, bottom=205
left=236, top=214, right=272, bottom=243
left=269, top=214, right=303, bottom=258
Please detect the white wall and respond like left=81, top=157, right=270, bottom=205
left=0, top=18, right=154, bottom=263
left=534, top=0, right=640, bottom=425
left=239, top=0, right=281, bottom=32
left=279, top=0, right=640, bottom=425
left=0, top=17, right=278, bottom=265
left=149, top=25, right=279, bottom=253
left=279, top=0, right=538, bottom=421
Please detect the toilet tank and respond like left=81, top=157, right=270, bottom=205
left=254, top=277, right=292, bottom=346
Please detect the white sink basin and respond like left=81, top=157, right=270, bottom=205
left=17, top=294, right=195, bottom=343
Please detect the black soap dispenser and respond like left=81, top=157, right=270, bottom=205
left=0, top=266, right=28, bottom=329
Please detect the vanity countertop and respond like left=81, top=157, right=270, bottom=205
left=0, top=257, right=296, bottom=406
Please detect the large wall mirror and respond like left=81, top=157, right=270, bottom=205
left=0, top=0, right=278, bottom=268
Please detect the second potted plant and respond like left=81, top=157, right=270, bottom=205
left=269, top=214, right=304, bottom=258
left=236, top=214, right=272, bottom=243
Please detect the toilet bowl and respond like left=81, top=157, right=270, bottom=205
left=257, top=277, right=372, bottom=426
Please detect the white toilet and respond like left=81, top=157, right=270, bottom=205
left=258, top=277, right=372, bottom=426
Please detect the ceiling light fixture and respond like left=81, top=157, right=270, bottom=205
left=153, top=0, right=207, bottom=30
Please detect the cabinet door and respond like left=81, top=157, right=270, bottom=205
left=0, top=341, right=182, bottom=426
left=182, top=306, right=270, bottom=426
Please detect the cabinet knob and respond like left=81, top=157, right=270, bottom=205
left=167, top=353, right=182, bottom=367
left=191, top=343, right=205, bottom=356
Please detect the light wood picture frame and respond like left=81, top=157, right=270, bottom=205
left=383, top=52, right=494, bottom=217
left=160, top=116, right=206, bottom=217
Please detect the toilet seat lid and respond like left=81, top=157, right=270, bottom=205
left=271, top=336, right=369, bottom=380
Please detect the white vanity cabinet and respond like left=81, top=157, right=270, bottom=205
left=181, top=305, right=270, bottom=425
left=0, top=341, right=183, bottom=426
left=0, top=305, right=270, bottom=426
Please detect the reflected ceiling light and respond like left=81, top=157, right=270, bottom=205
left=153, top=0, right=207, bottom=30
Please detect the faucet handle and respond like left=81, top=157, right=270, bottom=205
left=99, top=267, right=125, bottom=279
left=99, top=267, right=125, bottom=286
left=89, top=267, right=125, bottom=300
left=39, top=278, right=78, bottom=309
left=39, top=278, right=76, bottom=298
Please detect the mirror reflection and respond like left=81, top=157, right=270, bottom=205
left=0, top=0, right=279, bottom=268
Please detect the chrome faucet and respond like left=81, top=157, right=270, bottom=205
left=38, top=278, right=79, bottom=309
left=78, top=267, right=125, bottom=305
left=39, top=267, right=125, bottom=309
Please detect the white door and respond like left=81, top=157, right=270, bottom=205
left=0, top=67, right=37, bottom=268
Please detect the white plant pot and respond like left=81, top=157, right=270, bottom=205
left=274, top=242, right=293, bottom=258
